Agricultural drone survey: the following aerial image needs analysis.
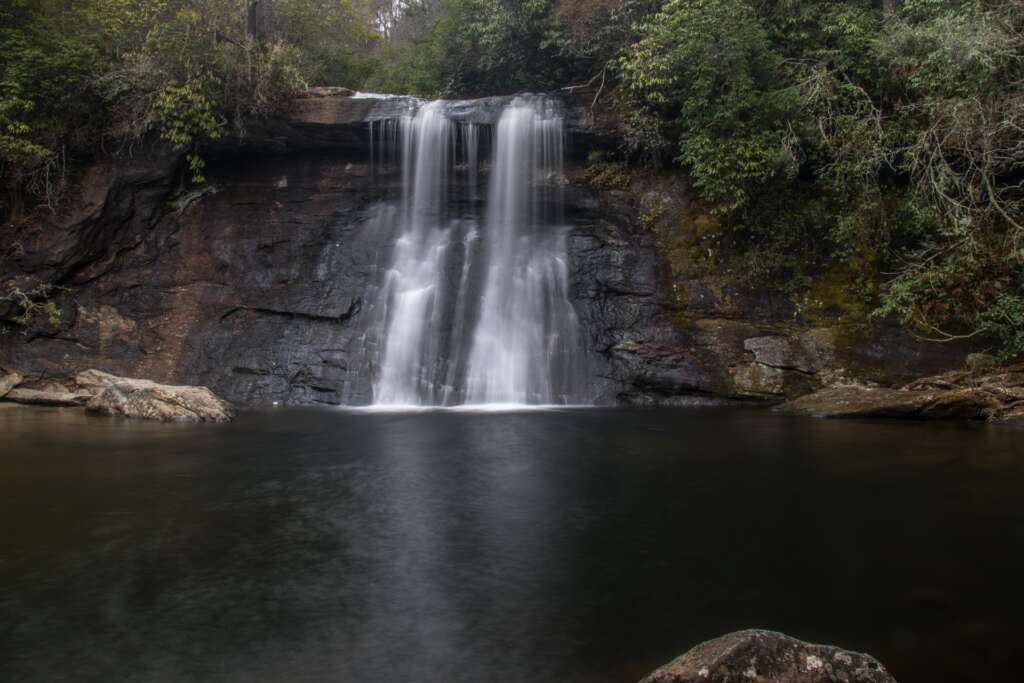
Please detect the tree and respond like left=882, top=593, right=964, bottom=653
left=620, top=0, right=801, bottom=211
left=247, top=0, right=276, bottom=42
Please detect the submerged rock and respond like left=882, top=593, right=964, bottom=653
left=77, top=370, right=234, bottom=422
left=0, top=369, right=22, bottom=398
left=640, top=630, right=896, bottom=683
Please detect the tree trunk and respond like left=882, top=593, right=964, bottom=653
left=246, top=0, right=274, bottom=42
left=246, top=0, right=259, bottom=40
left=262, top=0, right=274, bottom=42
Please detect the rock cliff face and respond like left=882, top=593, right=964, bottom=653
left=564, top=172, right=970, bottom=406
left=0, top=92, right=970, bottom=406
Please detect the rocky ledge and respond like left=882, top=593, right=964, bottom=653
left=0, top=90, right=992, bottom=407
left=1, top=368, right=233, bottom=422
left=778, top=362, right=1024, bottom=426
left=641, top=630, right=896, bottom=683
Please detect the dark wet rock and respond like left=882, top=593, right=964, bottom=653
left=0, top=369, right=22, bottom=398
left=744, top=331, right=836, bottom=375
left=725, top=330, right=838, bottom=399
left=0, top=145, right=384, bottom=406
left=993, top=404, right=1024, bottom=427
left=829, top=322, right=971, bottom=388
left=729, top=361, right=814, bottom=399
left=79, top=370, right=234, bottom=422
left=566, top=190, right=736, bottom=404
left=606, top=341, right=731, bottom=405
left=5, top=387, right=92, bottom=406
left=640, top=630, right=896, bottom=683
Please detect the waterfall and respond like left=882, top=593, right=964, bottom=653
left=359, top=95, right=586, bottom=407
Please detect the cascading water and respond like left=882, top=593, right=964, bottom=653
left=357, top=95, right=586, bottom=407
left=464, top=101, right=579, bottom=404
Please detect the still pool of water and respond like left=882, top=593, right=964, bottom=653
left=1, top=405, right=1022, bottom=682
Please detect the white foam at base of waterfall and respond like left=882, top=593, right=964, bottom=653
left=339, top=403, right=594, bottom=414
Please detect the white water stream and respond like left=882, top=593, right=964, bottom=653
left=359, top=96, right=585, bottom=406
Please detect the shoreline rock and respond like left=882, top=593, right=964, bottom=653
left=0, top=368, right=234, bottom=422
left=78, top=370, right=235, bottom=422
left=641, top=630, right=896, bottom=683
left=777, top=362, right=1024, bottom=425
left=0, top=369, right=23, bottom=398
left=4, top=387, right=93, bottom=406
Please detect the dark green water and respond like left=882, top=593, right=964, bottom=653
left=1, top=405, right=1022, bottom=682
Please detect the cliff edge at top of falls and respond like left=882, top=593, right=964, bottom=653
left=206, top=88, right=602, bottom=158
left=0, top=88, right=977, bottom=408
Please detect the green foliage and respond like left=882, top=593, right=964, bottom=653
left=0, top=0, right=110, bottom=210
left=980, top=294, right=1024, bottom=361
left=150, top=82, right=222, bottom=182
left=364, top=0, right=477, bottom=96
left=101, top=2, right=313, bottom=184
left=869, top=0, right=1024, bottom=355
left=0, top=0, right=374, bottom=211
left=367, top=0, right=573, bottom=97
left=549, top=0, right=665, bottom=67
left=0, top=281, right=67, bottom=335
left=620, top=0, right=801, bottom=212
left=585, top=151, right=630, bottom=191
left=0, top=85, right=52, bottom=169
left=276, top=0, right=379, bottom=86
left=613, top=0, right=1024, bottom=357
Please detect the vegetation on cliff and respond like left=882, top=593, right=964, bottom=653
left=1, top=0, right=1022, bottom=358
left=615, top=0, right=1024, bottom=359
left=0, top=0, right=376, bottom=207
left=371, top=0, right=1024, bottom=359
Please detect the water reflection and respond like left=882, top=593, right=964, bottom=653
left=1, top=406, right=1022, bottom=682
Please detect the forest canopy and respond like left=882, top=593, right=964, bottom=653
left=2, top=0, right=1023, bottom=357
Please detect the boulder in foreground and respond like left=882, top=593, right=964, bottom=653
left=640, top=630, right=896, bottom=683
left=77, top=370, right=234, bottom=422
